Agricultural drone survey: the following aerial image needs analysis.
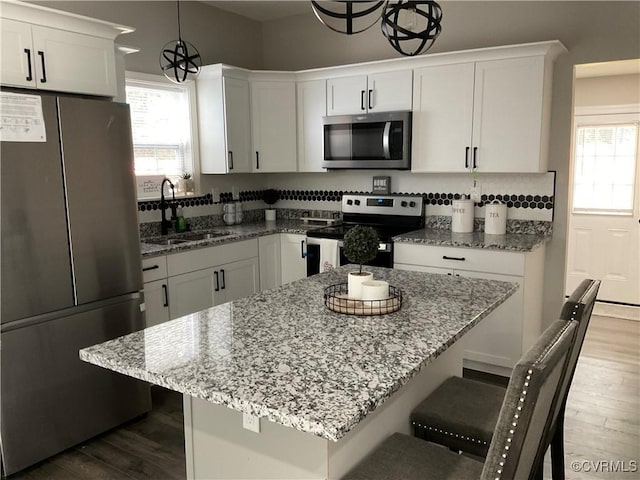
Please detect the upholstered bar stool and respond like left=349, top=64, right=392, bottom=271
left=409, top=279, right=600, bottom=478
left=343, top=318, right=577, bottom=480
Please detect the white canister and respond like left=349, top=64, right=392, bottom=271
left=451, top=198, right=475, bottom=233
left=348, top=271, right=373, bottom=299
left=361, top=280, right=390, bottom=300
left=485, top=200, right=507, bottom=235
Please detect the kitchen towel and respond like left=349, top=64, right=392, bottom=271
left=319, top=239, right=340, bottom=272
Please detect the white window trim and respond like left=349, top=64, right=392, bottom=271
left=572, top=107, right=640, bottom=217
left=125, top=71, right=201, bottom=197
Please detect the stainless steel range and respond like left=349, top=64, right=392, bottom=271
left=306, top=193, right=424, bottom=275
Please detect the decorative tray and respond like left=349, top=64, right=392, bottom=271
left=324, top=283, right=402, bottom=316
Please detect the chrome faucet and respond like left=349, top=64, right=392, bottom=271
left=160, top=178, right=177, bottom=235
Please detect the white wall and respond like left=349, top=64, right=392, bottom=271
left=575, top=74, right=640, bottom=108
left=261, top=1, right=640, bottom=328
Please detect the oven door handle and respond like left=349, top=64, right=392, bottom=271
left=382, top=121, right=392, bottom=159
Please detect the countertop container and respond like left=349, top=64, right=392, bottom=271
left=485, top=200, right=507, bottom=235
left=452, top=197, right=475, bottom=233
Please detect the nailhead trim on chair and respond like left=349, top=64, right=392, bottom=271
left=411, top=422, right=489, bottom=445
left=490, top=321, right=573, bottom=480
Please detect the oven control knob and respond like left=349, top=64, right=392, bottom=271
left=401, top=201, right=408, bottom=207
left=409, top=201, right=417, bottom=208
left=354, top=200, right=360, bottom=206
left=346, top=199, right=353, bottom=205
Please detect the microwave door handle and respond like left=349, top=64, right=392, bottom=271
left=383, top=121, right=392, bottom=159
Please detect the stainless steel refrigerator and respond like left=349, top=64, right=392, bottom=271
left=1, top=89, right=151, bottom=475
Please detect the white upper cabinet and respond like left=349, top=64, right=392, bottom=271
left=412, top=55, right=553, bottom=173
left=326, top=70, right=412, bottom=115
left=197, top=66, right=252, bottom=174
left=297, top=79, right=327, bottom=172
left=251, top=78, right=297, bottom=172
left=1, top=18, right=37, bottom=88
left=0, top=2, right=131, bottom=97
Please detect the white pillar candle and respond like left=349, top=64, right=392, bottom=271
left=347, top=271, right=373, bottom=299
left=361, top=280, right=390, bottom=301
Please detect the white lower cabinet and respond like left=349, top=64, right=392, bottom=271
left=280, top=234, right=307, bottom=285
left=141, top=239, right=260, bottom=324
left=143, top=279, right=170, bottom=328
left=395, top=243, right=545, bottom=377
left=259, top=234, right=282, bottom=291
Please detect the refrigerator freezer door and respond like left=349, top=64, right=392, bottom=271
left=58, top=97, right=143, bottom=304
left=1, top=92, right=74, bottom=324
left=0, top=294, right=151, bottom=475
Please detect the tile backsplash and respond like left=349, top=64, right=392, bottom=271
left=138, top=171, right=556, bottom=229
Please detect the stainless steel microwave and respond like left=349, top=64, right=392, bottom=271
left=322, top=111, right=412, bottom=169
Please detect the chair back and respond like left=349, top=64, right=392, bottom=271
left=481, top=319, right=577, bottom=480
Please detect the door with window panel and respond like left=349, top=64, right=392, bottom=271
left=566, top=114, right=640, bottom=305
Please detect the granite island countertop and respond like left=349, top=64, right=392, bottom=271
left=80, top=266, right=517, bottom=442
left=140, top=219, right=325, bottom=258
left=393, top=228, right=550, bottom=252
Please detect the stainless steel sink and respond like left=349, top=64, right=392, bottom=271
left=182, top=232, right=231, bottom=241
left=145, top=238, right=189, bottom=246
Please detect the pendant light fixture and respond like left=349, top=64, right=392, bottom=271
left=160, top=0, right=202, bottom=83
left=381, top=1, right=443, bottom=56
left=311, top=1, right=388, bottom=35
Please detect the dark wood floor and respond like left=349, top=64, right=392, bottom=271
left=10, top=387, right=186, bottom=480
left=8, top=314, right=639, bottom=479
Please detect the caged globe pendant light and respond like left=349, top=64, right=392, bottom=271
left=311, top=1, right=388, bottom=35
left=160, top=0, right=202, bottom=83
left=381, top=1, right=443, bottom=56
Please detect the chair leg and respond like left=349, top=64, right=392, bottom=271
left=551, top=414, right=566, bottom=480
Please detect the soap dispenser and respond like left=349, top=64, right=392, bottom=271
left=175, top=206, right=187, bottom=232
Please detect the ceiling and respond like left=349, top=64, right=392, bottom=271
left=203, top=1, right=313, bottom=22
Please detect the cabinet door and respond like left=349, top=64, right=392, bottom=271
left=143, top=279, right=170, bottom=328
left=411, top=63, right=474, bottom=172
left=168, top=268, right=219, bottom=319
left=280, top=234, right=307, bottom=284
left=251, top=80, right=297, bottom=172
left=297, top=80, right=327, bottom=172
left=31, top=25, right=117, bottom=97
left=259, top=235, right=282, bottom=291
left=367, top=70, right=412, bottom=112
left=218, top=257, right=259, bottom=303
left=326, top=75, right=367, bottom=115
left=457, top=269, right=523, bottom=372
left=224, top=76, right=252, bottom=173
left=471, top=56, right=546, bottom=173
left=0, top=19, right=36, bottom=88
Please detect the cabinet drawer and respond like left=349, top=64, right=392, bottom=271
left=167, top=239, right=258, bottom=277
left=394, top=243, right=525, bottom=276
left=142, top=256, right=167, bottom=283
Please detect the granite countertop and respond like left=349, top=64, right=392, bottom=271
left=80, top=266, right=517, bottom=442
left=393, top=228, right=550, bottom=252
left=140, top=220, right=324, bottom=258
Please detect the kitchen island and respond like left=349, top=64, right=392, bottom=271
left=80, top=266, right=517, bottom=479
